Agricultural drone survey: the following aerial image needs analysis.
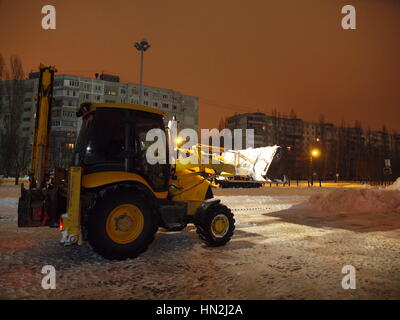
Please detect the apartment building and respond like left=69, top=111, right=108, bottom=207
left=227, top=112, right=400, bottom=180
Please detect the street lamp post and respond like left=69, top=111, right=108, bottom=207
left=134, top=39, right=151, bottom=105
left=309, top=149, right=320, bottom=187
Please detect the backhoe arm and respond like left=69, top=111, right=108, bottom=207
left=30, top=65, right=57, bottom=188
left=18, top=65, right=59, bottom=228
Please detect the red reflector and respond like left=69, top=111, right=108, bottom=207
left=59, top=220, right=63, bottom=231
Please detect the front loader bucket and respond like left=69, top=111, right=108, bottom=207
left=18, top=184, right=51, bottom=227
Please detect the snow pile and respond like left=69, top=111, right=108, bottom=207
left=308, top=188, right=400, bottom=215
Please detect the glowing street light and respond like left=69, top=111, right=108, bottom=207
left=309, top=148, right=321, bottom=186
left=311, top=149, right=320, bottom=158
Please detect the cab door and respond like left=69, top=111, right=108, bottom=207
left=131, top=111, right=170, bottom=192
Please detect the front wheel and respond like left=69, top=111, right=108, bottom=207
left=195, top=203, right=235, bottom=247
left=86, top=190, right=157, bottom=260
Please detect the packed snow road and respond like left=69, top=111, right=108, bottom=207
left=0, top=182, right=399, bottom=300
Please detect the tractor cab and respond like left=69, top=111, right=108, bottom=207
left=74, top=103, right=170, bottom=193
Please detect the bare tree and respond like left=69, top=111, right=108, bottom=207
left=0, top=54, right=26, bottom=184
left=0, top=54, right=8, bottom=175
left=0, top=54, right=6, bottom=115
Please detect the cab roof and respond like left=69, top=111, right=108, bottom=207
left=77, top=102, right=165, bottom=117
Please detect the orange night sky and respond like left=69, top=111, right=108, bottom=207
left=0, top=0, right=399, bottom=131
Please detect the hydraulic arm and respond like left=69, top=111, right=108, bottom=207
left=18, top=65, right=59, bottom=227
left=30, top=65, right=56, bottom=188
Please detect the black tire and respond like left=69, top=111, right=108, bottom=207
left=195, top=203, right=235, bottom=247
left=86, top=189, right=157, bottom=260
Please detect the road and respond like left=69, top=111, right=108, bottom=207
left=0, top=183, right=399, bottom=299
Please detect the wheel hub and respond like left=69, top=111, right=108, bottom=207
left=211, top=214, right=229, bottom=238
left=114, top=214, right=133, bottom=232
left=106, top=204, right=144, bottom=244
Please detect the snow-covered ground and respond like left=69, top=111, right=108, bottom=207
left=0, top=181, right=399, bottom=300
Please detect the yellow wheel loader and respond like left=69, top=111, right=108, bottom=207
left=18, top=65, right=236, bottom=260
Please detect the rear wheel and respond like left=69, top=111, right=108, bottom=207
left=86, top=190, right=157, bottom=260
left=195, top=203, right=235, bottom=247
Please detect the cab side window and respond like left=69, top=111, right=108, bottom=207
left=133, top=112, right=169, bottom=191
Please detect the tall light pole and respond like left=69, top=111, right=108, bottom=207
left=134, top=39, right=151, bottom=105
left=309, top=149, right=320, bottom=186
